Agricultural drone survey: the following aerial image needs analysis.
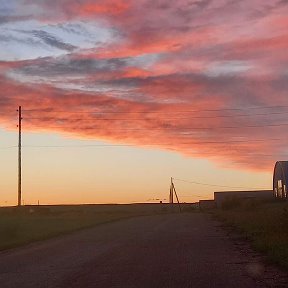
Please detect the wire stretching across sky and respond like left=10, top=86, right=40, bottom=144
left=21, top=104, right=288, bottom=113
left=173, top=178, right=270, bottom=190
left=22, top=110, right=288, bottom=120
left=16, top=122, right=288, bottom=130
left=16, top=107, right=288, bottom=130
left=2, top=104, right=288, bottom=159
left=1, top=137, right=288, bottom=149
left=4, top=104, right=288, bottom=132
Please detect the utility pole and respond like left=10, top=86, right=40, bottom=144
left=17, top=106, right=22, bottom=207
left=170, top=177, right=174, bottom=204
left=172, top=180, right=182, bottom=212
left=169, top=177, right=182, bottom=212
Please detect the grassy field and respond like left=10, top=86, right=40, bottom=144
left=213, top=199, right=288, bottom=269
left=0, top=204, right=168, bottom=251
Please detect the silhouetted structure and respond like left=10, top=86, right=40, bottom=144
left=273, top=161, right=288, bottom=198
left=214, top=190, right=273, bottom=208
left=199, top=200, right=215, bottom=210
left=169, top=178, right=181, bottom=212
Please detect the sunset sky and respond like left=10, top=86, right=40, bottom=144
left=1, top=0, right=287, bottom=206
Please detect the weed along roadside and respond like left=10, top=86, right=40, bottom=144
left=210, top=198, right=288, bottom=270
left=0, top=204, right=176, bottom=251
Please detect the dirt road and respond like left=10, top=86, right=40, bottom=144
left=0, top=213, right=284, bottom=287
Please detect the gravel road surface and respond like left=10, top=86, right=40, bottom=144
left=0, top=213, right=285, bottom=287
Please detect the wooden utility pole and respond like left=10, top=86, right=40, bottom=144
left=172, top=181, right=182, bottom=212
left=17, top=106, right=22, bottom=207
left=170, top=177, right=174, bottom=204
left=169, top=177, right=182, bottom=212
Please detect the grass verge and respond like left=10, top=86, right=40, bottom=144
left=0, top=204, right=164, bottom=251
left=212, top=199, right=288, bottom=269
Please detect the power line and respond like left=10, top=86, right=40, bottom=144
left=18, top=122, right=288, bottom=130
left=22, top=110, right=288, bottom=120
left=0, top=137, right=288, bottom=149
left=1, top=146, right=287, bottom=159
left=181, top=195, right=211, bottom=198
left=21, top=104, right=288, bottom=114
left=173, top=178, right=270, bottom=190
left=0, top=145, right=18, bottom=149
left=19, top=144, right=137, bottom=148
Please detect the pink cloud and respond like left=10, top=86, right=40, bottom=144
left=1, top=70, right=288, bottom=171
left=1, top=0, right=288, bottom=171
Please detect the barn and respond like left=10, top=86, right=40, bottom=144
left=273, top=161, right=288, bottom=198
